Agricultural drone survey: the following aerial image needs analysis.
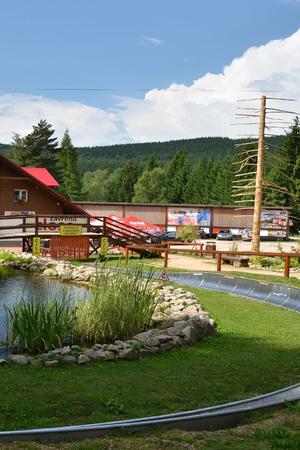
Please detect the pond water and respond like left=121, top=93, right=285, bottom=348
left=0, top=267, right=90, bottom=343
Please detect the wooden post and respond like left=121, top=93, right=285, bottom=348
left=35, top=216, right=39, bottom=236
left=125, top=246, right=129, bottom=261
left=164, top=248, right=169, bottom=268
left=284, top=255, right=290, bottom=278
left=252, top=95, right=266, bottom=252
left=217, top=253, right=222, bottom=272
left=103, top=216, right=107, bottom=236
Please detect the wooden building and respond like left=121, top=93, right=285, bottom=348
left=76, top=201, right=290, bottom=238
left=0, top=154, right=86, bottom=217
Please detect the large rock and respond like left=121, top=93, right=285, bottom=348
left=156, top=334, right=173, bottom=344
left=92, top=350, right=115, bottom=361
left=165, top=326, right=184, bottom=337
left=78, top=354, right=90, bottom=365
left=8, top=355, right=28, bottom=365
left=117, top=348, right=139, bottom=361
left=181, top=326, right=198, bottom=344
left=61, top=346, right=72, bottom=355
left=133, top=330, right=161, bottom=347
left=43, top=268, right=58, bottom=277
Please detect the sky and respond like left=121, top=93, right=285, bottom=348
left=1, top=0, right=300, bottom=146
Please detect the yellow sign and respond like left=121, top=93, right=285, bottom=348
left=32, top=237, right=41, bottom=256
left=60, top=225, right=83, bottom=236
left=100, top=237, right=109, bottom=255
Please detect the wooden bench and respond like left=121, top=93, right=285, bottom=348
left=222, top=255, right=250, bottom=267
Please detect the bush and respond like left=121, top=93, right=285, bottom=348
left=178, top=225, right=198, bottom=242
left=5, top=296, right=76, bottom=354
left=75, top=266, right=158, bottom=344
left=250, top=256, right=282, bottom=267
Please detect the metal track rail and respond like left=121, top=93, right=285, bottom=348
left=0, top=272, right=299, bottom=442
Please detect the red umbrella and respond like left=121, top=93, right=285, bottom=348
left=121, top=216, right=161, bottom=234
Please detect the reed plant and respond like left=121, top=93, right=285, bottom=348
left=5, top=296, right=76, bottom=354
left=75, top=266, right=158, bottom=344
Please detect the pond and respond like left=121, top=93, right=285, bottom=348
left=0, top=267, right=90, bottom=345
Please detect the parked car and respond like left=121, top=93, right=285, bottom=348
left=154, top=230, right=178, bottom=241
left=216, top=230, right=233, bottom=240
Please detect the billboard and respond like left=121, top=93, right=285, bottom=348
left=168, top=208, right=211, bottom=227
left=261, top=210, right=288, bottom=229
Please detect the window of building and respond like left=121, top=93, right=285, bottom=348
left=14, top=189, right=28, bottom=202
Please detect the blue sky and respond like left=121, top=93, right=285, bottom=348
left=1, top=0, right=300, bottom=145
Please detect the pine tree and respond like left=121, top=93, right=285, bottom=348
left=118, top=160, right=140, bottom=202
left=165, top=150, right=191, bottom=203
left=58, top=130, right=82, bottom=200
left=210, top=158, right=233, bottom=205
left=10, top=133, right=27, bottom=165
left=10, top=119, right=58, bottom=175
left=183, top=157, right=211, bottom=204
left=145, top=155, right=158, bottom=171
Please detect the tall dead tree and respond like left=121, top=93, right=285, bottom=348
left=252, top=95, right=266, bottom=252
left=231, top=95, right=298, bottom=252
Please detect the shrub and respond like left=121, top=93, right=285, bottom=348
left=179, top=225, right=198, bottom=242
left=5, top=296, right=76, bottom=354
left=75, top=266, right=158, bottom=344
left=250, top=256, right=283, bottom=268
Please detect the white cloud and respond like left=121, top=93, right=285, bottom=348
left=143, top=36, right=163, bottom=45
left=120, top=28, right=300, bottom=142
left=0, top=94, right=127, bottom=146
left=1, top=29, right=300, bottom=146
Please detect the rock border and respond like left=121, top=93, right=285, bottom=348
left=0, top=253, right=217, bottom=367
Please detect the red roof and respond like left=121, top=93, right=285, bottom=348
left=21, top=167, right=60, bottom=187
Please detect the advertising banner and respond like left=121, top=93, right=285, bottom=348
left=168, top=208, right=211, bottom=227
left=261, top=210, right=288, bottom=229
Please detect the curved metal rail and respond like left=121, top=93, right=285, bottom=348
left=0, top=272, right=299, bottom=442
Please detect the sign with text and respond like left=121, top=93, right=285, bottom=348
left=32, top=237, right=41, bottom=256
left=60, top=225, right=83, bottom=236
left=168, top=208, right=211, bottom=226
left=100, top=237, right=109, bottom=255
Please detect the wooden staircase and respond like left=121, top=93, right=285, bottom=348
left=91, top=216, right=162, bottom=255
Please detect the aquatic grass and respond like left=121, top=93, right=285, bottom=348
left=75, top=265, right=159, bottom=343
left=0, top=250, right=34, bottom=264
left=5, top=296, right=76, bottom=354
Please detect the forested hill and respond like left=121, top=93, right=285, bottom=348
left=76, top=135, right=284, bottom=172
left=1, top=135, right=284, bottom=172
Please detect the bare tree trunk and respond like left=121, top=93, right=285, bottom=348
left=252, top=95, right=266, bottom=252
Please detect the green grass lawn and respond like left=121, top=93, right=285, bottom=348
left=0, top=286, right=299, bottom=434
left=71, top=254, right=186, bottom=273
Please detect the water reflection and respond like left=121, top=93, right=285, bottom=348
left=0, top=268, right=90, bottom=342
